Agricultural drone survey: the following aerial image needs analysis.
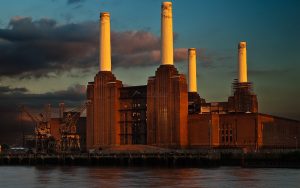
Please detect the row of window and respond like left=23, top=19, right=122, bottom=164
left=132, top=103, right=141, bottom=108
left=221, top=129, right=233, bottom=135
left=132, top=112, right=141, bottom=117
left=122, top=103, right=148, bottom=108
left=222, top=136, right=233, bottom=143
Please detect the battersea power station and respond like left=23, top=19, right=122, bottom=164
left=86, top=2, right=300, bottom=151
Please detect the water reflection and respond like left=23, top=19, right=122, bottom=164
left=228, top=167, right=259, bottom=187
left=0, top=166, right=299, bottom=188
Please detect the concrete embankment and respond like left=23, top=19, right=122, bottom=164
left=0, top=152, right=220, bottom=167
left=241, top=151, right=300, bottom=168
left=1, top=149, right=300, bottom=168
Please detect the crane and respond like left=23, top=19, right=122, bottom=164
left=20, top=105, right=55, bottom=154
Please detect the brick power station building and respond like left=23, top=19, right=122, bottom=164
left=86, top=2, right=300, bottom=151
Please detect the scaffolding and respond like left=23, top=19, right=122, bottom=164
left=229, top=79, right=258, bottom=113
left=59, top=101, right=90, bottom=153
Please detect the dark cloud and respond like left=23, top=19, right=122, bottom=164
left=0, top=86, right=28, bottom=94
left=0, top=16, right=98, bottom=79
left=0, top=84, right=86, bottom=144
left=0, top=84, right=85, bottom=106
left=0, top=16, right=222, bottom=80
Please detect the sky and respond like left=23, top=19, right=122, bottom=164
left=0, top=0, right=299, bottom=144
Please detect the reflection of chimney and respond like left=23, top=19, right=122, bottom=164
left=99, top=12, right=111, bottom=71
left=238, top=41, right=247, bottom=83
left=188, top=48, right=197, bottom=92
left=161, top=2, right=173, bottom=65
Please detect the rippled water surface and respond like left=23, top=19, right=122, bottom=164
left=0, top=166, right=299, bottom=188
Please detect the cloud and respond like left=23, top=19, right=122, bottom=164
left=0, top=86, right=28, bottom=94
left=0, top=16, right=98, bottom=79
left=0, top=16, right=224, bottom=80
left=0, top=84, right=85, bottom=106
left=111, top=31, right=190, bottom=67
left=112, top=31, right=159, bottom=54
left=0, top=84, right=86, bottom=144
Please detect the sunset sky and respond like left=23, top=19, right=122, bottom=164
left=0, top=0, right=299, bottom=143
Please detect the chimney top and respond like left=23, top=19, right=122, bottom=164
left=238, top=41, right=246, bottom=49
left=162, top=2, right=172, bottom=6
left=100, top=12, right=110, bottom=18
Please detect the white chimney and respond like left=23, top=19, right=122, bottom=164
left=238, top=41, right=247, bottom=83
left=99, top=12, right=111, bottom=71
left=188, top=48, right=197, bottom=92
left=161, top=2, right=173, bottom=65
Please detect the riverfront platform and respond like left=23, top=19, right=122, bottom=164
left=1, top=146, right=300, bottom=168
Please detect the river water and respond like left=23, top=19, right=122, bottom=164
left=0, top=166, right=299, bottom=188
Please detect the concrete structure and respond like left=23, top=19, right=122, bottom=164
left=238, top=42, right=247, bottom=83
left=227, top=80, right=258, bottom=113
left=188, top=113, right=300, bottom=150
left=147, top=65, right=188, bottom=148
left=88, top=72, right=122, bottom=149
left=146, top=2, right=188, bottom=148
left=187, top=48, right=204, bottom=114
left=99, top=12, right=111, bottom=72
left=227, top=42, right=258, bottom=113
left=188, top=114, right=220, bottom=148
left=161, top=2, right=173, bottom=65
left=86, top=12, right=123, bottom=149
left=188, top=48, right=197, bottom=92
left=85, top=2, right=300, bottom=151
left=199, top=42, right=258, bottom=114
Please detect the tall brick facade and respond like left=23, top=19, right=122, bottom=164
left=87, top=71, right=122, bottom=149
left=147, top=65, right=188, bottom=148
